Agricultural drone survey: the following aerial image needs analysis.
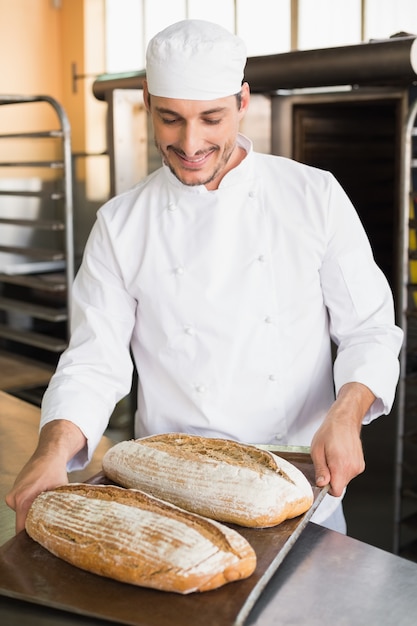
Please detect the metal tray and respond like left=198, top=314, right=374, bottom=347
left=0, top=452, right=327, bottom=626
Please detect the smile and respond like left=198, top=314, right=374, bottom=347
left=171, top=149, right=216, bottom=169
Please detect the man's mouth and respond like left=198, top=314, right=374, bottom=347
left=170, top=148, right=216, bottom=169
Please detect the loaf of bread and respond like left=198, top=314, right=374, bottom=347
left=102, top=433, right=314, bottom=528
left=25, top=483, right=256, bottom=594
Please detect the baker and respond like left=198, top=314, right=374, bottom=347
left=6, top=19, right=403, bottom=534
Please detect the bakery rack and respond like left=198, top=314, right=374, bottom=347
left=0, top=94, right=74, bottom=402
left=394, top=93, right=417, bottom=559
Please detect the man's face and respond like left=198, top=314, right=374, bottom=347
left=144, top=83, right=250, bottom=190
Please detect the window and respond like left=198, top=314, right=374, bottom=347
left=105, top=0, right=417, bottom=73
left=365, top=0, right=417, bottom=40
left=105, top=0, right=291, bottom=72
left=298, top=0, right=362, bottom=49
left=237, top=0, right=291, bottom=55
left=105, top=0, right=144, bottom=72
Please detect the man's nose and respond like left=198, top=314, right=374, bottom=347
left=179, top=122, right=201, bottom=155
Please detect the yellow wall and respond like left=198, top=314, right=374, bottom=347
left=0, top=0, right=63, bottom=98
left=0, top=0, right=106, bottom=157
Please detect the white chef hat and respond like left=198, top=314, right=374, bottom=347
left=146, top=19, right=247, bottom=100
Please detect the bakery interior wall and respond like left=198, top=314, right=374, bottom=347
left=0, top=0, right=109, bottom=267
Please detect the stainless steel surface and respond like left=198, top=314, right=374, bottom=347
left=93, top=36, right=417, bottom=102
left=245, top=35, right=417, bottom=91
left=0, top=482, right=327, bottom=626
left=255, top=444, right=311, bottom=454
left=93, top=69, right=146, bottom=101
left=1, top=522, right=417, bottom=626
left=235, top=484, right=328, bottom=626
left=0, top=94, right=74, bottom=298
left=393, top=94, right=417, bottom=555
left=108, top=89, right=148, bottom=195
left=246, top=522, right=417, bottom=626
left=270, top=86, right=408, bottom=159
left=1, top=392, right=417, bottom=625
left=0, top=424, right=326, bottom=626
left=0, top=95, right=74, bottom=367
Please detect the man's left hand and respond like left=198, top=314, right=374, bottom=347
left=310, top=382, right=375, bottom=496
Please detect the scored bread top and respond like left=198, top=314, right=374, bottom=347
left=143, top=433, right=285, bottom=476
left=46, top=483, right=241, bottom=552
left=102, top=433, right=314, bottom=527
left=25, top=483, right=256, bottom=594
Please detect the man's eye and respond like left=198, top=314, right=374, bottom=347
left=204, top=118, right=221, bottom=125
left=162, top=118, right=178, bottom=125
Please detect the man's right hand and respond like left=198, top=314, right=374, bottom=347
left=5, top=419, right=87, bottom=533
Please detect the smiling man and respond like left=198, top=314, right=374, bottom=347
left=145, top=90, right=249, bottom=188
left=7, top=20, right=403, bottom=535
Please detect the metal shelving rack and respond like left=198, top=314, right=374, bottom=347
left=0, top=95, right=74, bottom=400
left=394, top=95, right=417, bottom=558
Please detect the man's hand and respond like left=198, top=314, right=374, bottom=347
left=310, top=382, right=375, bottom=497
left=5, top=420, right=87, bottom=533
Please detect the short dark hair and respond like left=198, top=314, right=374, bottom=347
left=147, top=90, right=243, bottom=109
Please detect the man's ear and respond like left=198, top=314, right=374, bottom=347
left=239, top=82, right=250, bottom=117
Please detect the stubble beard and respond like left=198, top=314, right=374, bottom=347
left=156, top=140, right=237, bottom=187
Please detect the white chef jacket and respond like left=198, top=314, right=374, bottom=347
left=41, top=134, right=403, bottom=524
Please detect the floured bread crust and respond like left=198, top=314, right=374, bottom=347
left=25, top=483, right=256, bottom=594
left=102, top=433, right=314, bottom=528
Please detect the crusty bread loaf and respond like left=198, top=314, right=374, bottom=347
left=25, top=483, right=256, bottom=594
left=102, top=433, right=314, bottom=528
